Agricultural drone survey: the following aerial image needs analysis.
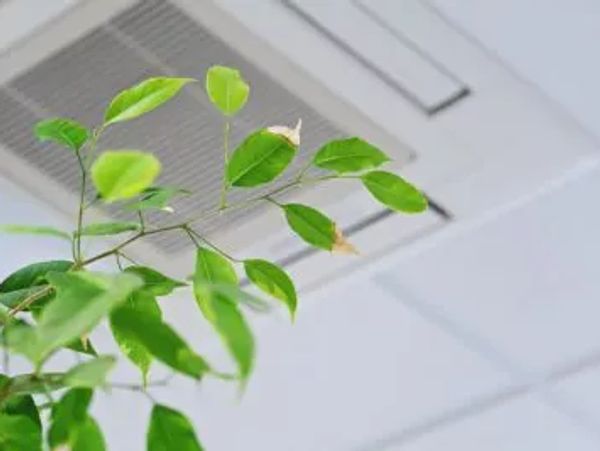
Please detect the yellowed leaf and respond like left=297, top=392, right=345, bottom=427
left=267, top=119, right=302, bottom=146
left=332, top=226, right=358, bottom=254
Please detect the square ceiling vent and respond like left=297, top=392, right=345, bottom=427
left=0, top=0, right=443, bottom=288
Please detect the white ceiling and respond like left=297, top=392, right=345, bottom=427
left=1, top=0, right=600, bottom=450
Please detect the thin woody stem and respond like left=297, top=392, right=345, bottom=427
left=9, top=174, right=349, bottom=316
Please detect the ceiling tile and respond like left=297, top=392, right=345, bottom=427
left=374, top=167, right=600, bottom=376
left=384, top=396, right=598, bottom=451
left=170, top=278, right=510, bottom=451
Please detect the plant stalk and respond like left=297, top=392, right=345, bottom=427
left=219, top=121, right=231, bottom=209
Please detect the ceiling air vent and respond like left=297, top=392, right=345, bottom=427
left=0, top=0, right=443, bottom=289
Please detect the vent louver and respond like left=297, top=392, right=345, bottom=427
left=0, top=0, right=343, bottom=255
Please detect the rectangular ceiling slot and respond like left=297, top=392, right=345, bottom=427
left=284, top=0, right=470, bottom=115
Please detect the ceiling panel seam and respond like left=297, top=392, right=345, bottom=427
left=373, top=274, right=600, bottom=446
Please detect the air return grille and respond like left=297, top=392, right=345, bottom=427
left=0, top=0, right=343, bottom=254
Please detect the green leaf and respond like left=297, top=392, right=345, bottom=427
left=0, top=224, right=71, bottom=241
left=227, top=130, right=297, bottom=187
left=124, top=266, right=186, bottom=297
left=78, top=221, right=140, bottom=236
left=244, top=259, right=297, bottom=319
left=1, top=394, right=41, bottom=430
left=6, top=272, right=142, bottom=363
left=64, top=355, right=116, bottom=388
left=34, top=117, right=90, bottom=152
left=194, top=247, right=238, bottom=287
left=71, top=416, right=106, bottom=451
left=48, top=388, right=93, bottom=449
left=66, top=338, right=98, bottom=357
left=361, top=170, right=428, bottom=213
left=147, top=404, right=203, bottom=451
left=312, top=137, right=390, bottom=173
left=110, top=307, right=210, bottom=380
left=126, top=186, right=190, bottom=212
left=110, top=291, right=161, bottom=383
left=92, top=151, right=161, bottom=202
left=104, top=77, right=195, bottom=126
left=194, top=248, right=254, bottom=381
left=204, top=284, right=271, bottom=314
left=0, top=414, right=42, bottom=451
left=282, top=203, right=335, bottom=250
left=0, top=260, right=72, bottom=293
left=205, top=65, right=249, bottom=116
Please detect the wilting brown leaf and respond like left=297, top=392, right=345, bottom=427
left=267, top=119, right=302, bottom=147
left=332, top=226, right=358, bottom=255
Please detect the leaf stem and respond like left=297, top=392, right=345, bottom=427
left=184, top=226, right=240, bottom=262
left=8, top=285, right=53, bottom=317
left=74, top=127, right=103, bottom=263
left=74, top=150, right=86, bottom=263
left=219, top=121, right=231, bottom=209
left=81, top=223, right=186, bottom=267
left=6, top=173, right=351, bottom=316
left=137, top=210, right=146, bottom=232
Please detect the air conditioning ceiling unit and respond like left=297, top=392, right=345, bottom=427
left=0, top=0, right=595, bottom=291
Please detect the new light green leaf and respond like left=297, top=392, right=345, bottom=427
left=124, top=266, right=186, bottom=297
left=194, top=247, right=254, bottom=381
left=64, top=355, right=116, bottom=388
left=361, top=170, right=428, bottom=213
left=226, top=130, right=297, bottom=187
left=34, top=117, right=90, bottom=152
left=6, top=272, right=142, bottom=363
left=104, top=77, right=194, bottom=125
left=0, top=224, right=71, bottom=241
left=110, top=307, right=210, bottom=380
left=244, top=259, right=297, bottom=319
left=110, top=291, right=161, bottom=383
left=0, top=414, right=42, bottom=451
left=205, top=65, right=249, bottom=116
left=0, top=260, right=72, bottom=293
left=283, top=203, right=335, bottom=250
left=92, top=151, right=161, bottom=202
left=78, top=221, right=140, bottom=236
left=312, top=137, right=390, bottom=173
left=48, top=388, right=93, bottom=449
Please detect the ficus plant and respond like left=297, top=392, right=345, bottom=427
left=0, top=65, right=427, bottom=450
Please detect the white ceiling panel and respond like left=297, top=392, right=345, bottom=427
left=428, top=0, right=600, bottom=139
left=551, top=365, right=600, bottom=430
left=90, top=277, right=510, bottom=451
left=373, top=165, right=600, bottom=376
left=385, top=396, right=598, bottom=451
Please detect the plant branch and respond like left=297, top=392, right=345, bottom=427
left=74, top=127, right=103, bottom=263
left=2, top=172, right=352, bottom=317
left=81, top=223, right=186, bottom=267
left=219, top=120, right=231, bottom=209
left=5, top=173, right=350, bottom=316
left=8, top=285, right=53, bottom=317
left=74, top=150, right=87, bottom=262
left=82, top=173, right=347, bottom=269
left=184, top=226, right=239, bottom=262
left=137, top=210, right=146, bottom=232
